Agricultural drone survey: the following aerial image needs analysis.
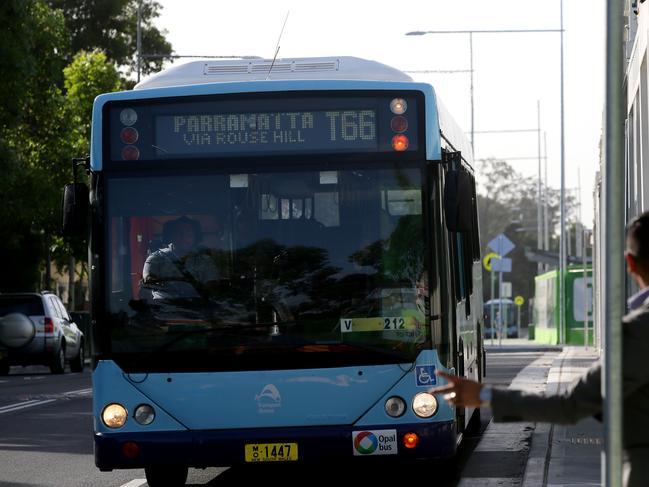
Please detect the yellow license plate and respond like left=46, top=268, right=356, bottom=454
left=244, top=443, right=298, bottom=462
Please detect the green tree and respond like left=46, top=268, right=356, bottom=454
left=64, top=49, right=121, bottom=152
left=52, top=49, right=122, bottom=287
left=476, top=158, right=578, bottom=324
left=0, top=1, right=68, bottom=292
left=47, top=0, right=173, bottom=77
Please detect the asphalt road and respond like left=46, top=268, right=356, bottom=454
left=0, top=348, right=553, bottom=487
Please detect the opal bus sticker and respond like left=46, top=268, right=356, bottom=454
left=352, top=430, right=398, bottom=456
left=340, top=316, right=417, bottom=333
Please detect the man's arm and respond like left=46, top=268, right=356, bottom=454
left=491, top=363, right=601, bottom=424
left=433, top=363, right=603, bottom=425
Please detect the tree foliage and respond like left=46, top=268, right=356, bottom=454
left=64, top=50, right=121, bottom=151
left=47, top=0, right=172, bottom=77
left=0, top=1, right=68, bottom=292
left=0, top=0, right=171, bottom=293
left=476, top=158, right=578, bottom=323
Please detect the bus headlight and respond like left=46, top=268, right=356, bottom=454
left=102, top=403, right=128, bottom=428
left=134, top=404, right=155, bottom=425
left=385, top=396, right=406, bottom=417
left=412, top=392, right=438, bottom=418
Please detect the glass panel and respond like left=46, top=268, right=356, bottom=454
left=0, top=296, right=44, bottom=316
left=105, top=165, right=430, bottom=368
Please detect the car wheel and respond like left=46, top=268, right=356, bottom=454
left=0, top=359, right=9, bottom=376
left=145, top=466, right=188, bottom=487
left=70, top=342, right=84, bottom=373
left=50, top=346, right=65, bottom=374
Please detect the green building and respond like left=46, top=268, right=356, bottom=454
left=533, top=265, right=593, bottom=345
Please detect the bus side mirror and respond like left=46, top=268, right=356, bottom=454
left=62, top=183, right=89, bottom=237
left=444, top=170, right=472, bottom=233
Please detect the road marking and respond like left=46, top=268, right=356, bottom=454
left=62, top=387, right=92, bottom=397
left=0, top=399, right=57, bottom=414
left=0, top=387, right=91, bottom=415
left=119, top=480, right=147, bottom=487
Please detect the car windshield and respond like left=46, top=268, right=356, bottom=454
left=105, top=164, right=430, bottom=371
left=0, top=296, right=44, bottom=316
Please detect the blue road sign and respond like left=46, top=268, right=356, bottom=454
left=491, top=257, right=512, bottom=273
left=487, top=233, right=515, bottom=257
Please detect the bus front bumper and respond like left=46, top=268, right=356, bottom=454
left=95, top=421, right=456, bottom=470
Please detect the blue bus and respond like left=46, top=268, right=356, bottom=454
left=62, top=57, right=484, bottom=485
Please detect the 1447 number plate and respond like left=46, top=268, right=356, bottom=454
left=244, top=443, right=298, bottom=462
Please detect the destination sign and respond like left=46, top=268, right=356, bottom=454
left=107, top=92, right=421, bottom=161
left=155, top=109, right=377, bottom=156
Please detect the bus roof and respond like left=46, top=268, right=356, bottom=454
left=92, top=57, right=474, bottom=170
left=135, top=57, right=413, bottom=89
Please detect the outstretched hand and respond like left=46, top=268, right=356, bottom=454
left=430, top=370, right=484, bottom=408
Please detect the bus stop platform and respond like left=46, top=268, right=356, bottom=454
left=522, top=346, right=603, bottom=487
left=459, top=345, right=602, bottom=486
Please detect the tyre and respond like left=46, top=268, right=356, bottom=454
left=50, top=345, right=65, bottom=374
left=0, top=359, right=9, bottom=376
left=466, top=406, right=482, bottom=434
left=70, top=342, right=84, bottom=373
left=145, top=466, right=188, bottom=487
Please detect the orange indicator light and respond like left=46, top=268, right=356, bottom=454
left=403, top=432, right=419, bottom=449
left=391, top=134, right=409, bottom=152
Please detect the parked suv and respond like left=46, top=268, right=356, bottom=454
left=0, top=292, right=85, bottom=375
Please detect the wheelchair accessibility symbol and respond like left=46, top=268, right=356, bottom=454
left=415, top=365, right=436, bottom=387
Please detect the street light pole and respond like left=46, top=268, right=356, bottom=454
left=604, top=0, right=625, bottom=483
left=406, top=11, right=566, bottom=339
left=137, top=0, right=142, bottom=83
left=559, top=0, right=567, bottom=345
left=469, top=32, right=475, bottom=155
left=537, top=100, right=543, bottom=275
left=405, top=27, right=562, bottom=158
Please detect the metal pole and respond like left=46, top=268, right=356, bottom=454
left=544, top=132, right=550, bottom=272
left=469, top=32, right=475, bottom=156
left=490, top=270, right=495, bottom=346
left=498, top=236, right=503, bottom=347
left=604, top=0, right=624, bottom=483
left=537, top=100, right=543, bottom=275
left=559, top=0, right=566, bottom=343
left=137, top=0, right=142, bottom=83
left=498, top=270, right=503, bottom=346
left=583, top=229, right=588, bottom=348
left=517, top=304, right=521, bottom=339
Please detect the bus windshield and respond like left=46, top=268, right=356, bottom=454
left=105, top=163, right=430, bottom=371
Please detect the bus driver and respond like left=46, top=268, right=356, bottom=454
left=141, top=216, right=219, bottom=304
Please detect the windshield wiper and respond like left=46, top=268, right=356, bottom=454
left=149, top=321, right=296, bottom=353
left=336, top=342, right=413, bottom=363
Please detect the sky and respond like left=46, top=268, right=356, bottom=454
left=154, top=0, right=606, bottom=227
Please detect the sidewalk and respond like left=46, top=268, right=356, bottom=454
left=523, top=347, right=603, bottom=487
left=458, top=345, right=602, bottom=486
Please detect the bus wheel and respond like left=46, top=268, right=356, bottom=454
left=145, top=466, right=188, bottom=487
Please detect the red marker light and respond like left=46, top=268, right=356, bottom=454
left=392, top=134, right=409, bottom=152
left=121, top=441, right=139, bottom=459
left=120, top=127, right=139, bottom=144
left=403, top=432, right=419, bottom=449
left=390, top=116, right=408, bottom=133
left=121, top=145, right=140, bottom=161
